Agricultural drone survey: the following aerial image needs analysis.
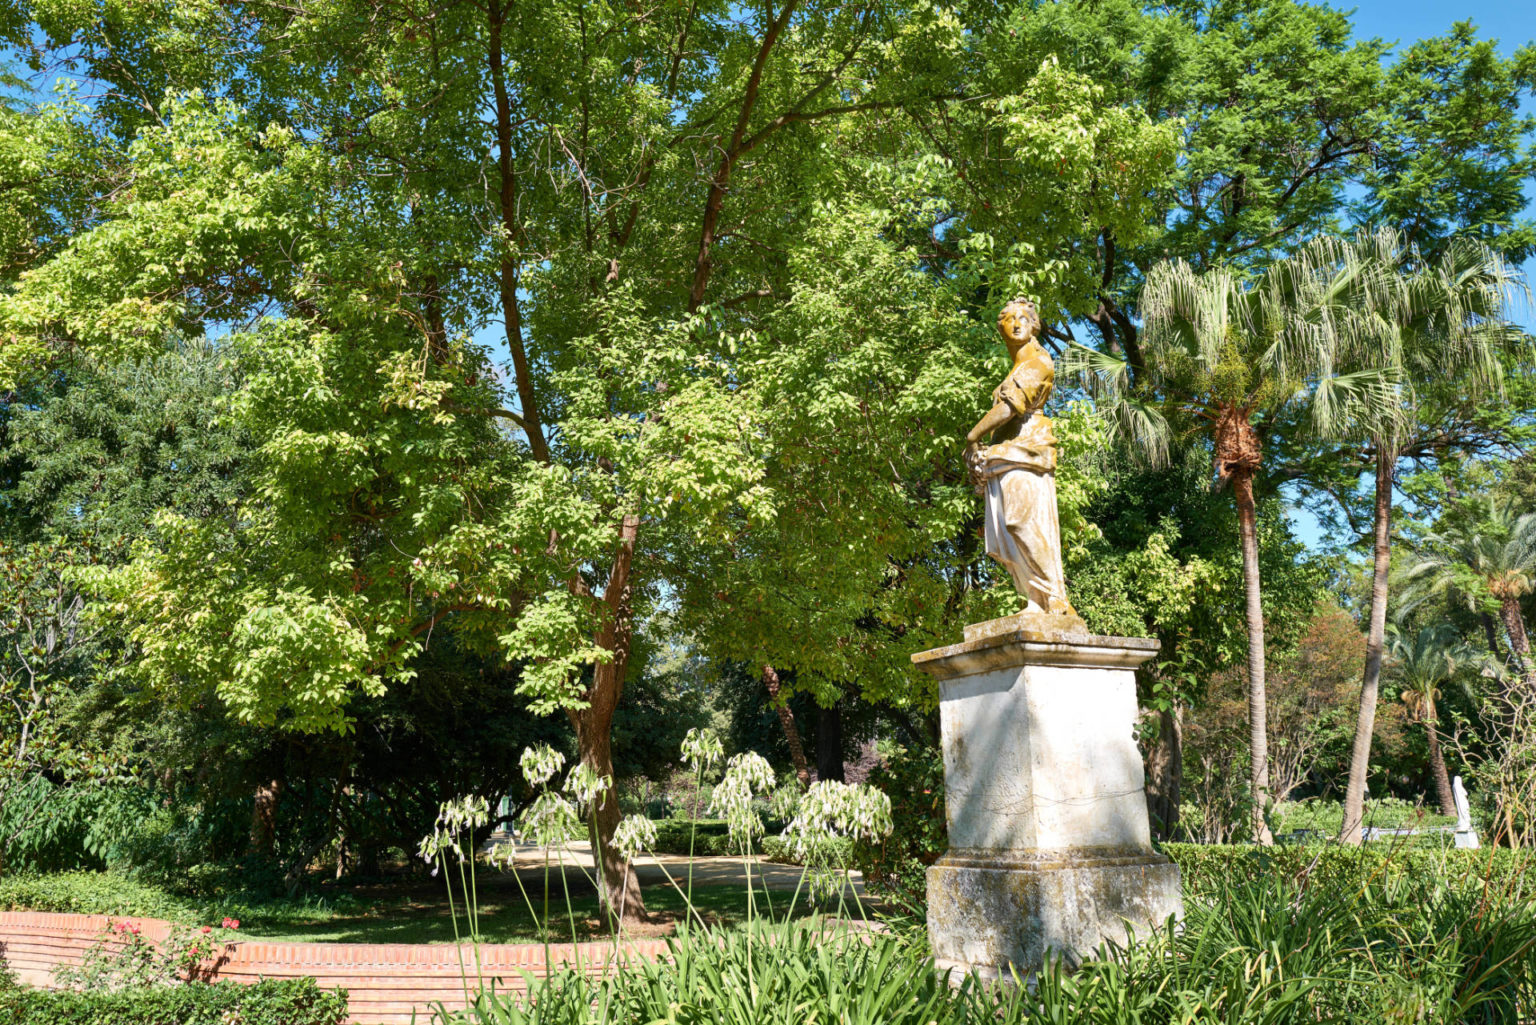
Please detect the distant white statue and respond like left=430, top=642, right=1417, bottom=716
left=1452, top=776, right=1480, bottom=850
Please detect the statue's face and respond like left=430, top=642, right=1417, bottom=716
left=997, top=301, right=1039, bottom=345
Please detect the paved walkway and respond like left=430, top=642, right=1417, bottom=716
left=484, top=840, right=865, bottom=897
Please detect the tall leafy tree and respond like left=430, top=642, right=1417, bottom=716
left=1358, top=22, right=1536, bottom=262
left=0, top=0, right=1178, bottom=922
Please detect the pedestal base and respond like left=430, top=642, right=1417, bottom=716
left=927, top=848, right=1182, bottom=983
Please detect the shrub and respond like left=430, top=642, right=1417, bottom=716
left=646, top=819, right=784, bottom=857
left=851, top=744, right=945, bottom=907
left=1164, top=841, right=1534, bottom=897
left=0, top=871, right=194, bottom=921
left=0, top=979, right=348, bottom=1025
left=760, top=834, right=853, bottom=867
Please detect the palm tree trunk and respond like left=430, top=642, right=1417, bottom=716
left=1499, top=599, right=1536, bottom=692
left=1232, top=471, right=1274, bottom=846
left=1424, top=696, right=1455, bottom=818
left=763, top=666, right=811, bottom=788
left=1341, top=445, right=1393, bottom=846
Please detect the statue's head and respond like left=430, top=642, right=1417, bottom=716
left=997, top=298, right=1041, bottom=349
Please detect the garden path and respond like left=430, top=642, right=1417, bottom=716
left=486, top=840, right=866, bottom=897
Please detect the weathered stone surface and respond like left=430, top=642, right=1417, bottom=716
left=912, top=623, right=1182, bottom=982
left=928, top=849, right=1182, bottom=983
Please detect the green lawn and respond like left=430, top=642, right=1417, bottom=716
left=234, top=878, right=838, bottom=945
left=1, top=863, right=862, bottom=946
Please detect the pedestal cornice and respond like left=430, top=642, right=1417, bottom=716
left=911, top=614, right=1160, bottom=680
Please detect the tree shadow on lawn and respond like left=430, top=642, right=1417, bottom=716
left=233, top=876, right=830, bottom=946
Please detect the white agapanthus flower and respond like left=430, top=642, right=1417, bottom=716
left=680, top=727, right=724, bottom=773
left=520, top=744, right=565, bottom=788
left=780, top=780, right=894, bottom=860
left=417, top=830, right=449, bottom=865
left=437, top=794, right=491, bottom=831
left=612, top=815, right=659, bottom=860
left=520, top=791, right=581, bottom=847
left=769, top=780, right=801, bottom=823
left=710, top=752, right=776, bottom=845
left=724, top=752, right=775, bottom=793
left=563, top=762, right=610, bottom=811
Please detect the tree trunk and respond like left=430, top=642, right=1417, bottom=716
left=1144, top=704, right=1183, bottom=841
left=763, top=666, right=811, bottom=788
left=1424, top=696, right=1455, bottom=818
left=576, top=708, right=643, bottom=926
left=1341, top=446, right=1393, bottom=846
left=1481, top=613, right=1508, bottom=666
left=250, top=779, right=283, bottom=860
left=815, top=702, right=845, bottom=783
left=569, top=514, right=645, bottom=926
left=1498, top=598, right=1536, bottom=692
left=1231, top=470, right=1274, bottom=846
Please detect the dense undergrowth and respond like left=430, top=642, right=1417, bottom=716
left=439, top=855, right=1536, bottom=1024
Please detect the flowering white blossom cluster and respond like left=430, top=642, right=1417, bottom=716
left=519, top=790, right=582, bottom=847
left=781, top=781, right=894, bottom=902
left=520, top=744, right=565, bottom=788
left=441, top=794, right=492, bottom=831
left=612, top=814, right=659, bottom=859
left=564, top=762, right=611, bottom=812
left=680, top=727, right=724, bottom=773
left=417, top=794, right=492, bottom=866
left=780, top=780, right=894, bottom=860
left=769, top=780, right=801, bottom=823
left=709, top=752, right=776, bottom=844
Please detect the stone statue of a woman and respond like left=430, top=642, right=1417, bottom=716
left=964, top=299, right=1076, bottom=617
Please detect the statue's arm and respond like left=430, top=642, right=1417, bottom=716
left=966, top=401, right=1013, bottom=444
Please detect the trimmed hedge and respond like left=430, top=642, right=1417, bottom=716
left=1164, top=841, right=1535, bottom=897
left=759, top=835, right=855, bottom=868
left=649, top=819, right=735, bottom=856
left=647, top=819, right=785, bottom=857
left=641, top=820, right=854, bottom=867
left=0, top=979, right=348, bottom=1025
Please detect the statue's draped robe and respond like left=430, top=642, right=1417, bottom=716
left=972, top=341, right=1071, bottom=613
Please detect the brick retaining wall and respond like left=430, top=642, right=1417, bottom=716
left=0, top=911, right=673, bottom=1024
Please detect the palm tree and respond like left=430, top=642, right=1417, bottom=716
left=1388, top=624, right=1478, bottom=817
left=1292, top=230, right=1528, bottom=847
left=1071, top=252, right=1377, bottom=845
left=1408, top=498, right=1536, bottom=693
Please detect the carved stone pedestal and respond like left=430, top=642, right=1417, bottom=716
left=912, top=613, right=1182, bottom=984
